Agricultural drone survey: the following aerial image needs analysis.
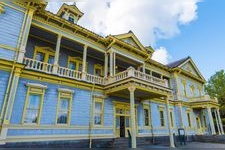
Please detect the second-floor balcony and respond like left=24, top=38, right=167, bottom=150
left=23, top=57, right=169, bottom=88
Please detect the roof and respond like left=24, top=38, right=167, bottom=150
left=166, top=56, right=190, bottom=68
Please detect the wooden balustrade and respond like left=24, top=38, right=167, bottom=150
left=57, top=66, right=82, bottom=80
left=23, top=57, right=53, bottom=73
left=23, top=58, right=169, bottom=88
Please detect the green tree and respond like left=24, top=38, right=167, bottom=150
left=205, top=70, right=225, bottom=117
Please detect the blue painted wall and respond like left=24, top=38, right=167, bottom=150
left=0, top=3, right=25, bottom=60
left=0, top=70, right=10, bottom=115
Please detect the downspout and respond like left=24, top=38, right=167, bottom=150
left=89, top=83, right=95, bottom=148
left=0, top=7, right=28, bottom=124
left=149, top=100, right=155, bottom=144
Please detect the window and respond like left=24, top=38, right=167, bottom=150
left=94, top=64, right=103, bottom=76
left=187, top=111, right=192, bottom=127
left=143, top=105, right=150, bottom=126
left=203, top=114, right=207, bottom=128
left=94, top=98, right=104, bottom=125
left=68, top=15, right=74, bottom=23
left=159, top=109, right=165, bottom=127
left=22, top=83, right=47, bottom=124
left=33, top=47, right=55, bottom=64
left=182, top=80, right=187, bottom=96
left=68, top=56, right=84, bottom=72
left=170, top=110, right=174, bottom=127
left=198, top=86, right=202, bottom=97
left=56, top=88, right=73, bottom=125
left=190, top=85, right=195, bottom=96
left=24, top=94, right=41, bottom=124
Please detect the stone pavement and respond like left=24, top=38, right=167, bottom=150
left=179, top=142, right=225, bottom=148
left=143, top=142, right=225, bottom=148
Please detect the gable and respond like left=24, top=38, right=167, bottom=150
left=122, top=37, right=139, bottom=48
left=181, top=62, right=198, bottom=76
left=178, top=59, right=205, bottom=81
left=113, top=31, right=146, bottom=52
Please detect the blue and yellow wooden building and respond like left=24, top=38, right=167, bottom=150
left=0, top=2, right=223, bottom=148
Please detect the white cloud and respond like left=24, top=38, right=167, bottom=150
left=152, top=47, right=171, bottom=65
left=46, top=0, right=200, bottom=63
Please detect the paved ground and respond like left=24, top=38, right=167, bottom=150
left=179, top=142, right=225, bottom=148
left=143, top=142, right=225, bottom=148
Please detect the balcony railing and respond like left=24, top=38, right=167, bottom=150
left=23, top=57, right=53, bottom=74
left=190, top=95, right=218, bottom=103
left=105, top=67, right=168, bottom=87
left=23, top=58, right=169, bottom=88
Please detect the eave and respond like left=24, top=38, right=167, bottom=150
left=34, top=10, right=108, bottom=47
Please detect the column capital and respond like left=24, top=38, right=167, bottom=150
left=57, top=34, right=62, bottom=39
left=83, top=44, right=88, bottom=49
left=14, top=67, right=22, bottom=77
left=128, top=86, right=136, bottom=92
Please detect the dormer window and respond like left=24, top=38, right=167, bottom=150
left=68, top=15, right=74, bottom=23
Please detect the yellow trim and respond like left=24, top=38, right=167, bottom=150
left=33, top=46, right=55, bottom=63
left=181, top=79, right=187, bottom=97
left=93, top=97, right=104, bottom=126
left=22, top=85, right=46, bottom=125
left=2, top=2, right=26, bottom=13
left=0, top=44, right=17, bottom=51
left=94, top=64, right=103, bottom=76
left=55, top=90, right=73, bottom=125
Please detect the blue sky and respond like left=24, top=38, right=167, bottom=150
left=156, top=0, right=225, bottom=80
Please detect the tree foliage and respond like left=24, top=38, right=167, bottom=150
left=205, top=70, right=225, bottom=117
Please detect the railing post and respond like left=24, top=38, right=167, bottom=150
left=127, top=67, right=135, bottom=77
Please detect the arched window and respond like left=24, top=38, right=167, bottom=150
left=68, top=14, right=74, bottom=23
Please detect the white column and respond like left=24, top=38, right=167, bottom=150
left=104, top=53, right=108, bottom=77
left=217, top=108, right=224, bottom=134
left=207, top=107, right=216, bottom=135
left=82, top=45, right=88, bottom=73
left=142, top=63, right=145, bottom=74
left=166, top=96, right=175, bottom=148
left=17, top=9, right=35, bottom=63
left=128, top=86, right=136, bottom=148
left=113, top=52, right=116, bottom=75
left=52, top=34, right=62, bottom=74
left=214, top=109, right=221, bottom=135
left=109, top=51, right=113, bottom=77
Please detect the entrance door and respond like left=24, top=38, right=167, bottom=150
left=120, top=116, right=125, bottom=137
left=196, top=116, right=202, bottom=134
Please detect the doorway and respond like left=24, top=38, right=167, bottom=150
left=115, top=106, right=131, bottom=138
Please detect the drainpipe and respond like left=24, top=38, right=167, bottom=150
left=89, top=83, right=95, bottom=148
left=149, top=100, right=155, bottom=144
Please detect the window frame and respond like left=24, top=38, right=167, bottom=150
left=186, top=110, right=192, bottom=128
left=143, top=104, right=151, bottom=127
left=94, top=64, right=103, bottom=76
left=33, top=46, right=55, bottom=64
left=181, top=80, right=187, bottom=97
left=22, top=83, right=47, bottom=125
left=68, top=56, right=88, bottom=72
left=93, top=97, right=104, bottom=126
left=170, top=109, right=174, bottom=127
left=56, top=89, right=73, bottom=125
left=158, top=106, right=165, bottom=127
